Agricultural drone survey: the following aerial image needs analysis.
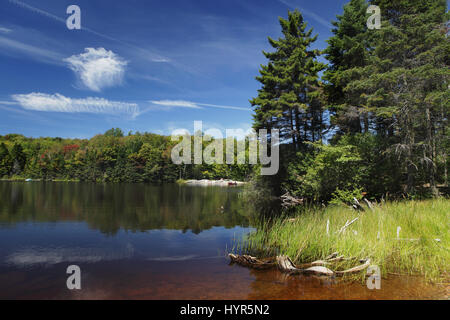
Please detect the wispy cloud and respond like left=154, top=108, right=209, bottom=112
left=0, top=35, right=64, bottom=64
left=150, top=100, right=203, bottom=109
left=150, top=100, right=250, bottom=111
left=0, top=100, right=18, bottom=105
left=196, top=102, right=250, bottom=111
left=8, top=0, right=170, bottom=63
left=0, top=27, right=12, bottom=33
left=64, top=48, right=127, bottom=92
left=278, top=0, right=332, bottom=29
left=12, top=93, right=138, bottom=115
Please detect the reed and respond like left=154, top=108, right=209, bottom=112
left=239, top=199, right=449, bottom=282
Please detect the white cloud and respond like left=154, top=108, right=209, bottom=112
left=196, top=102, right=250, bottom=111
left=64, top=48, right=127, bottom=92
left=150, top=100, right=250, bottom=111
left=150, top=100, right=202, bottom=109
left=12, top=93, right=138, bottom=115
left=0, top=27, right=12, bottom=33
left=0, top=100, right=18, bottom=105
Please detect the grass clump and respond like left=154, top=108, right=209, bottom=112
left=241, top=199, right=449, bottom=282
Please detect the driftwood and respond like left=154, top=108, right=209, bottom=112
left=228, top=254, right=276, bottom=269
left=230, top=253, right=371, bottom=278
left=296, top=255, right=345, bottom=268
left=363, top=198, right=374, bottom=211
left=276, top=255, right=299, bottom=273
left=336, top=217, right=359, bottom=235
left=335, top=259, right=371, bottom=276
left=277, top=256, right=334, bottom=276
left=352, top=197, right=364, bottom=211
left=280, top=192, right=304, bottom=209
left=325, top=252, right=339, bottom=260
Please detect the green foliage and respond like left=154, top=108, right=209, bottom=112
left=329, top=187, right=364, bottom=206
left=323, top=0, right=372, bottom=134
left=0, top=143, right=12, bottom=177
left=284, top=141, right=364, bottom=201
left=242, top=199, right=450, bottom=282
left=0, top=129, right=252, bottom=183
left=250, top=3, right=449, bottom=203
left=250, top=9, right=326, bottom=149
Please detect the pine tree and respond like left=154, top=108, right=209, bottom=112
left=250, top=9, right=326, bottom=151
left=346, top=0, right=449, bottom=194
left=323, top=0, right=372, bottom=135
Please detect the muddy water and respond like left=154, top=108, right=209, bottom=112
left=0, top=182, right=447, bottom=300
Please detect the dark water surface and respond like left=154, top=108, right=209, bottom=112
left=0, top=182, right=446, bottom=300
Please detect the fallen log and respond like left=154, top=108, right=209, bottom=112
left=276, top=255, right=300, bottom=273
left=311, top=260, right=329, bottom=266
left=228, top=253, right=276, bottom=269
left=277, top=256, right=334, bottom=276
left=325, top=252, right=339, bottom=260
left=304, top=266, right=334, bottom=276
left=229, top=254, right=372, bottom=278
left=335, top=259, right=371, bottom=276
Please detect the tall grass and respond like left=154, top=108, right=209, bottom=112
left=240, top=199, right=449, bottom=282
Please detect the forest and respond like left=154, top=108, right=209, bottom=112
left=0, top=0, right=449, bottom=203
left=0, top=129, right=253, bottom=183
left=250, top=0, right=449, bottom=202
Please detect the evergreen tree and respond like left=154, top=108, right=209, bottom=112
left=250, top=9, right=326, bottom=151
left=323, top=0, right=372, bottom=135
left=346, top=0, right=449, bottom=194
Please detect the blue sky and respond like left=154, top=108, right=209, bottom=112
left=0, top=0, right=348, bottom=138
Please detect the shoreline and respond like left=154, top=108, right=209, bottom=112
left=237, top=198, right=449, bottom=283
left=179, top=179, right=246, bottom=187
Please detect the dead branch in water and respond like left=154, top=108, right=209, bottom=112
left=335, top=259, right=371, bottom=276
left=229, top=253, right=371, bottom=277
left=228, top=254, right=276, bottom=269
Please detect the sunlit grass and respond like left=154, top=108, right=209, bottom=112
left=238, top=199, right=449, bottom=282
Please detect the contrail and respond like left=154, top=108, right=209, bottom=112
left=277, top=0, right=332, bottom=29
left=150, top=100, right=251, bottom=111
left=8, top=0, right=169, bottom=63
left=197, top=102, right=250, bottom=111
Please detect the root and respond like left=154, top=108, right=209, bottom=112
left=229, top=252, right=371, bottom=277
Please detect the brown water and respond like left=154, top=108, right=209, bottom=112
left=0, top=182, right=447, bottom=300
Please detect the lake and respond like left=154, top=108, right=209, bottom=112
left=0, top=182, right=446, bottom=299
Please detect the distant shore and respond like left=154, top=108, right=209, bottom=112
left=178, top=179, right=246, bottom=187
left=0, top=177, right=247, bottom=185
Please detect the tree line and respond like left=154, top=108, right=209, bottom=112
left=251, top=0, right=449, bottom=201
left=0, top=129, right=253, bottom=183
left=0, top=0, right=448, bottom=202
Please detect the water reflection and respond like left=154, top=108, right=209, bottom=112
left=5, top=244, right=135, bottom=268
left=0, top=182, right=251, bottom=234
left=0, top=182, right=446, bottom=300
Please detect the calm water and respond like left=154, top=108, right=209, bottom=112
left=0, top=182, right=446, bottom=300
